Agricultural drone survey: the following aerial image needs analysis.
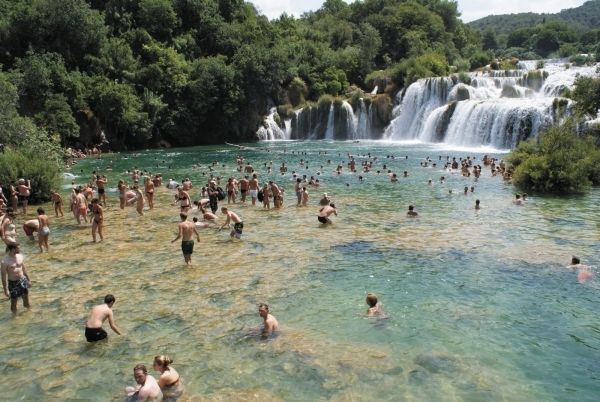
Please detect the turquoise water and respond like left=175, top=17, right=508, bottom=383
left=1, top=141, right=599, bottom=401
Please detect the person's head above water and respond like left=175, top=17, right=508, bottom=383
left=571, top=256, right=580, bottom=265
left=133, top=364, right=148, bottom=385
left=179, top=213, right=187, bottom=221
left=153, top=355, right=173, bottom=371
left=258, top=303, right=269, bottom=318
left=366, top=293, right=378, bottom=307
left=104, top=294, right=115, bottom=306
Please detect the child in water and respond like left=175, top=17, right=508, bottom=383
left=366, top=293, right=383, bottom=317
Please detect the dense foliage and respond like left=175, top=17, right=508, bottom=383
left=0, top=0, right=482, bottom=150
left=469, top=0, right=600, bottom=34
left=507, top=120, right=600, bottom=194
left=469, top=1, right=600, bottom=60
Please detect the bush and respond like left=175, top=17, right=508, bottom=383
left=0, top=148, right=61, bottom=203
left=507, top=120, right=600, bottom=194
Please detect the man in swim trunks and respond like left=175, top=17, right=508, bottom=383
left=50, top=191, right=64, bottom=217
left=22, top=218, right=39, bottom=241
left=171, top=213, right=201, bottom=265
left=16, top=179, right=31, bottom=215
left=84, top=294, right=122, bottom=342
left=207, top=181, right=219, bottom=214
left=239, top=176, right=249, bottom=203
left=258, top=303, right=280, bottom=339
left=318, top=203, right=337, bottom=224
left=74, top=188, right=88, bottom=224
left=96, top=175, right=107, bottom=206
left=248, top=174, right=259, bottom=206
left=37, top=208, right=50, bottom=252
left=294, top=178, right=303, bottom=206
left=1, top=243, right=31, bottom=314
left=219, top=207, right=243, bottom=239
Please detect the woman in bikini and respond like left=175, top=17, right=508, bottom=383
left=153, top=355, right=184, bottom=401
left=177, top=188, right=191, bottom=213
left=91, top=198, right=104, bottom=242
left=144, top=176, right=155, bottom=210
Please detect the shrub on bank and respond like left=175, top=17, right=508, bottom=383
left=0, top=148, right=61, bottom=203
left=507, top=121, right=600, bottom=194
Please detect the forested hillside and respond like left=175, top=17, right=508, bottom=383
left=0, top=0, right=483, bottom=150
left=469, top=0, right=600, bottom=34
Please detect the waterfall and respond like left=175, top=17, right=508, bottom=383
left=356, top=99, right=371, bottom=140
left=385, top=60, right=600, bottom=148
left=324, top=105, right=335, bottom=140
left=256, top=107, right=288, bottom=140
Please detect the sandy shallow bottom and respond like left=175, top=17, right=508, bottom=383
left=0, top=141, right=599, bottom=401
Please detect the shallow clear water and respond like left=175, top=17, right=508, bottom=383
left=1, top=141, right=599, bottom=401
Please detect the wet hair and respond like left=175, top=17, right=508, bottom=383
left=475, top=199, right=480, bottom=204
left=258, top=303, right=269, bottom=311
left=572, top=256, right=580, bottom=265
left=91, top=198, right=99, bottom=204
left=37, top=207, right=45, bottom=214
left=154, top=355, right=173, bottom=369
left=104, top=294, right=115, bottom=304
left=408, top=205, right=414, bottom=211
left=180, top=213, right=187, bottom=220
left=366, top=293, right=378, bottom=307
left=193, top=217, right=198, bottom=223
left=6, top=242, right=19, bottom=251
left=134, top=364, right=147, bottom=374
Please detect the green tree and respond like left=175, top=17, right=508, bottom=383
left=137, top=0, right=179, bottom=42
left=572, top=76, right=600, bottom=117
left=482, top=28, right=498, bottom=50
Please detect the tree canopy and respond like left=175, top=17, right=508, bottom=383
left=0, top=0, right=481, bottom=150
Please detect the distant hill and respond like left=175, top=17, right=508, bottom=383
left=468, top=0, right=600, bottom=33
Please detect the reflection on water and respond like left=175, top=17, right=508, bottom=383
left=0, top=141, right=599, bottom=401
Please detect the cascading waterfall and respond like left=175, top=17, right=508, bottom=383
left=256, top=108, right=289, bottom=140
left=324, top=105, right=335, bottom=141
left=258, top=59, right=598, bottom=148
left=385, top=59, right=599, bottom=148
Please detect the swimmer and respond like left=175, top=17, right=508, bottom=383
left=37, top=208, right=50, bottom=252
left=171, top=213, right=201, bottom=265
left=1, top=243, right=31, bottom=314
left=199, top=206, right=218, bottom=222
left=568, top=256, right=594, bottom=283
left=258, top=303, right=280, bottom=339
left=301, top=187, right=309, bottom=207
left=85, top=294, right=122, bottom=342
left=513, top=194, right=523, bottom=206
left=153, top=355, right=184, bottom=400
left=475, top=199, right=481, bottom=210
left=407, top=205, right=418, bottom=217
left=126, top=364, right=163, bottom=402
left=192, top=217, right=210, bottom=229
left=219, top=207, right=243, bottom=239
left=318, top=203, right=337, bottom=225
left=366, top=293, right=383, bottom=317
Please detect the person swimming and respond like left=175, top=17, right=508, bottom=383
left=366, top=293, right=383, bottom=317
